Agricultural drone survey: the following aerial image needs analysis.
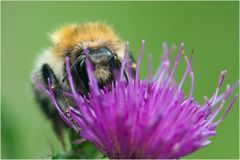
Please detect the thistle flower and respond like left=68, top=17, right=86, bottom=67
left=34, top=41, right=239, bottom=159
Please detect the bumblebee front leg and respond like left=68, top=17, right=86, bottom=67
left=42, top=64, right=80, bottom=131
left=42, top=64, right=69, bottom=112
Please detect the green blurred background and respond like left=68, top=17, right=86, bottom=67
left=1, top=1, right=239, bottom=159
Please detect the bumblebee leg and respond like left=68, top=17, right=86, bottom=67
left=42, top=64, right=68, bottom=112
left=42, top=64, right=81, bottom=126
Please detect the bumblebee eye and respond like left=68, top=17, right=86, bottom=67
left=89, top=47, right=112, bottom=60
left=99, top=47, right=112, bottom=56
left=106, top=50, right=112, bottom=57
left=105, top=48, right=113, bottom=56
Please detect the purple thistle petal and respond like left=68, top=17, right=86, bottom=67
left=120, top=42, right=129, bottom=81
left=135, top=40, right=145, bottom=81
left=33, top=41, right=239, bottom=159
left=83, top=47, right=99, bottom=95
left=167, top=42, right=184, bottom=84
left=153, top=42, right=170, bottom=81
left=184, top=55, right=194, bottom=101
left=147, top=54, right=153, bottom=84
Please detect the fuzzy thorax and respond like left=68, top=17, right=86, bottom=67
left=50, top=22, right=124, bottom=58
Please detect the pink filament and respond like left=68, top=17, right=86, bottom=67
left=66, top=57, right=78, bottom=98
left=213, top=94, right=239, bottom=126
left=213, top=80, right=239, bottom=106
left=178, top=65, right=189, bottom=92
left=136, top=40, right=145, bottom=81
left=153, top=43, right=170, bottom=81
left=206, top=99, right=226, bottom=127
left=83, top=47, right=99, bottom=95
left=32, top=76, right=50, bottom=95
left=184, top=56, right=194, bottom=100
left=147, top=54, right=153, bottom=83
left=178, top=53, right=193, bottom=91
left=210, top=70, right=227, bottom=106
left=167, top=43, right=184, bottom=84
left=120, top=42, right=129, bottom=81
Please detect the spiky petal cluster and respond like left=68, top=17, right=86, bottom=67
left=34, top=41, right=238, bottom=159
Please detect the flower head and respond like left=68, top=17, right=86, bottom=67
left=34, top=41, right=238, bottom=159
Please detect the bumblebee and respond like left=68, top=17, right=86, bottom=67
left=32, top=22, right=136, bottom=147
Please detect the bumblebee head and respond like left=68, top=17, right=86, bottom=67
left=69, top=46, right=121, bottom=91
left=50, top=22, right=124, bottom=92
left=87, top=47, right=120, bottom=84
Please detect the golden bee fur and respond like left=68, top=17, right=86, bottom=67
left=50, top=22, right=125, bottom=58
